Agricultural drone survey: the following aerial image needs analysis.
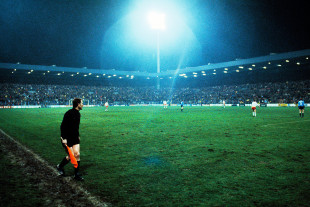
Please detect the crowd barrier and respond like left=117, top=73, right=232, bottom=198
left=0, top=103, right=308, bottom=109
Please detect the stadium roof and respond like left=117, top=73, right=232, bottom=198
left=0, top=49, right=309, bottom=78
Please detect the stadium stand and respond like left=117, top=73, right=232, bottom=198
left=0, top=80, right=309, bottom=106
left=1, top=50, right=309, bottom=106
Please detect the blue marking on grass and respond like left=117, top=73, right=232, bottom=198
left=144, top=156, right=163, bottom=166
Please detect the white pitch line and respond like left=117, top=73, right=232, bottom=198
left=262, top=119, right=310, bottom=127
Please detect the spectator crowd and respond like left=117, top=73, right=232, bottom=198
left=1, top=80, right=309, bottom=106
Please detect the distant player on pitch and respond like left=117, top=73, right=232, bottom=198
left=105, top=101, right=109, bottom=111
left=298, top=98, right=305, bottom=118
left=223, top=100, right=226, bottom=108
left=163, top=100, right=167, bottom=108
left=181, top=101, right=184, bottom=112
left=251, top=100, right=260, bottom=117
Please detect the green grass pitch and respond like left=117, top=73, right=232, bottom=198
left=0, top=106, right=309, bottom=206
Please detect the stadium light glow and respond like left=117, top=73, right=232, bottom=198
left=148, top=12, right=166, bottom=30
left=297, top=62, right=300, bottom=65
left=100, top=0, right=200, bottom=74
left=147, top=11, right=166, bottom=89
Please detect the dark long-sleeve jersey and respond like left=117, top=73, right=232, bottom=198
left=60, top=108, right=81, bottom=139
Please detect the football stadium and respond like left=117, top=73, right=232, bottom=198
left=0, top=1, right=309, bottom=206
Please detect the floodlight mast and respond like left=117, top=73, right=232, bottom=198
left=148, top=12, right=165, bottom=89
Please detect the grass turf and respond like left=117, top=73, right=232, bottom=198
left=0, top=150, right=45, bottom=206
left=0, top=106, right=309, bottom=206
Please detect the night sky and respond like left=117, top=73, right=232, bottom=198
left=0, top=0, right=309, bottom=73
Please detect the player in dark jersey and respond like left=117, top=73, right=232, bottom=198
left=57, top=98, right=84, bottom=181
left=181, top=101, right=184, bottom=112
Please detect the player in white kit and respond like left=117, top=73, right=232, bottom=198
left=163, top=100, right=167, bottom=108
left=104, top=101, right=109, bottom=111
left=251, top=100, right=259, bottom=117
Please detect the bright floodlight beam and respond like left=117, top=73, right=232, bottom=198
left=148, top=12, right=166, bottom=89
left=148, top=12, right=166, bottom=30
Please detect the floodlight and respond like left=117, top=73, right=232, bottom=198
left=148, top=12, right=166, bottom=30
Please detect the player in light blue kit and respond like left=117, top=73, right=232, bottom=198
left=298, top=98, right=305, bottom=118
